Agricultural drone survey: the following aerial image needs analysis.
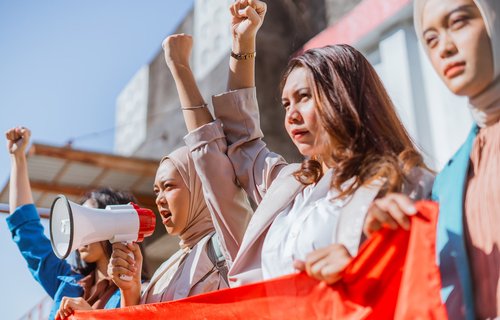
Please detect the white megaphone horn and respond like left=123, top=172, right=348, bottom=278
left=50, top=195, right=156, bottom=280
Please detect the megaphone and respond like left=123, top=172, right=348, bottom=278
left=49, top=195, right=156, bottom=262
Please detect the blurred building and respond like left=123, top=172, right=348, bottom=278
left=114, top=0, right=331, bottom=163
left=115, top=0, right=472, bottom=172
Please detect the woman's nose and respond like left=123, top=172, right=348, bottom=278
left=439, top=32, right=458, bottom=59
left=155, top=192, right=166, bottom=206
left=286, top=105, right=302, bottom=124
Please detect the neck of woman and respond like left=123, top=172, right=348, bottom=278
left=95, top=258, right=109, bottom=282
left=321, top=161, right=330, bottom=173
left=469, top=77, right=500, bottom=128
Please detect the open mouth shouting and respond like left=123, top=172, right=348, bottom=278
left=160, top=209, right=172, bottom=225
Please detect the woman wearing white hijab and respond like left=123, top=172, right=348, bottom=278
left=365, top=0, right=500, bottom=318
left=108, top=147, right=229, bottom=306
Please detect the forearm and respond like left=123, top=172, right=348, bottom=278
left=9, top=154, right=34, bottom=212
left=170, top=63, right=214, bottom=132
left=120, top=288, right=141, bottom=307
left=227, top=37, right=256, bottom=91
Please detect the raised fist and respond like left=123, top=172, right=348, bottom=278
left=5, top=126, right=31, bottom=155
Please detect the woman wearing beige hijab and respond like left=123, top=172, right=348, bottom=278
left=365, top=0, right=500, bottom=318
left=108, top=147, right=228, bottom=306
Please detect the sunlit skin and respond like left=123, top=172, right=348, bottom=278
left=77, top=199, right=107, bottom=264
left=422, top=0, right=493, bottom=97
left=153, top=160, right=190, bottom=236
left=281, top=67, right=326, bottom=158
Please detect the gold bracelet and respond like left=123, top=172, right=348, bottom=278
left=181, top=103, right=208, bottom=110
left=231, top=51, right=256, bottom=60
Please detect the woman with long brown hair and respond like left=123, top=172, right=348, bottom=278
left=161, top=0, right=433, bottom=287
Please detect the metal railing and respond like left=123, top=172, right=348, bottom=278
left=17, top=295, right=52, bottom=320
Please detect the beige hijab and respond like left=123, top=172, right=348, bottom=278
left=414, top=0, right=500, bottom=127
left=160, top=146, right=214, bottom=250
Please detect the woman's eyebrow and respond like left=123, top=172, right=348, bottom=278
left=446, top=4, right=475, bottom=18
left=423, top=4, right=475, bottom=35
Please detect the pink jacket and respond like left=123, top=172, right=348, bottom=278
left=184, top=88, right=435, bottom=287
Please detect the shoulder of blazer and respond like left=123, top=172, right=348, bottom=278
left=275, top=163, right=301, bottom=179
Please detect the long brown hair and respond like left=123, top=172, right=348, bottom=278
left=281, top=44, right=427, bottom=198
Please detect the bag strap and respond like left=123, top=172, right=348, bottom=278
left=207, top=233, right=229, bottom=287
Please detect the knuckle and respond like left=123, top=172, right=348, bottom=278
left=376, top=212, right=389, bottom=222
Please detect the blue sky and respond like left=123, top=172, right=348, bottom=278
left=0, top=1, right=193, bottom=318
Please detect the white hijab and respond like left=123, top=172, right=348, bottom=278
left=414, top=0, right=500, bottom=127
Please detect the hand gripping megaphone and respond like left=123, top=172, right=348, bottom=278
left=50, top=195, right=156, bottom=280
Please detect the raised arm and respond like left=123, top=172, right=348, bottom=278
left=212, top=0, right=287, bottom=204
left=6, top=127, right=34, bottom=212
left=227, top=0, right=266, bottom=91
left=164, top=34, right=253, bottom=261
left=5, top=127, right=77, bottom=300
left=163, top=34, right=213, bottom=132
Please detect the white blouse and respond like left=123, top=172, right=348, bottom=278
left=261, top=169, right=352, bottom=279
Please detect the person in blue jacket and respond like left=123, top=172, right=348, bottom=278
left=357, top=0, right=500, bottom=319
left=5, top=126, right=140, bottom=319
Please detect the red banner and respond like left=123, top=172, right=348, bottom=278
left=71, top=201, right=447, bottom=320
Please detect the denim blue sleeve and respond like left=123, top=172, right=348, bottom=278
left=49, top=276, right=84, bottom=320
left=6, top=203, right=74, bottom=298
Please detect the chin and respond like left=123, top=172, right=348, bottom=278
left=164, top=226, right=179, bottom=236
left=445, top=74, right=490, bottom=98
left=294, top=143, right=312, bottom=157
left=446, top=82, right=472, bottom=96
left=296, top=145, right=321, bottom=159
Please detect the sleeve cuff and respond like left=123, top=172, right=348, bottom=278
left=6, top=203, right=40, bottom=231
left=212, top=87, right=258, bottom=121
left=184, top=119, right=225, bottom=151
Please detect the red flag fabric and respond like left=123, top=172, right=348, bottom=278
left=70, top=201, right=447, bottom=320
